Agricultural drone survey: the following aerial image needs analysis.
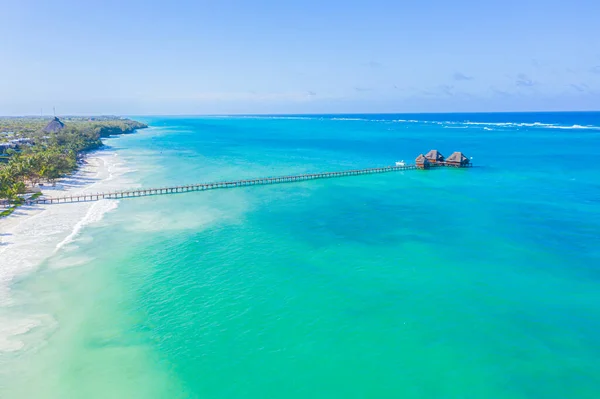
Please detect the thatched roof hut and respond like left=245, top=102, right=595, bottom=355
left=415, top=154, right=430, bottom=169
left=445, top=151, right=470, bottom=166
left=424, top=149, right=444, bottom=163
left=43, top=117, right=65, bottom=133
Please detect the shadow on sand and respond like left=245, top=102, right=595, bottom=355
left=41, top=176, right=97, bottom=192
left=0, top=232, right=11, bottom=246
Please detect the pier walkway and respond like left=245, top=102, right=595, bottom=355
left=26, top=163, right=435, bottom=205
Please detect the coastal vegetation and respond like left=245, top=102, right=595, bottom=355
left=0, top=116, right=147, bottom=209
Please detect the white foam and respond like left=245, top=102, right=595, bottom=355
left=0, top=150, right=134, bottom=307
left=189, top=116, right=600, bottom=131
left=0, top=314, right=57, bottom=353
left=54, top=200, right=118, bottom=253
left=0, top=317, right=42, bottom=352
left=0, top=150, right=138, bottom=354
left=457, top=121, right=600, bottom=130
left=545, top=124, right=600, bottom=130
left=387, top=119, right=600, bottom=130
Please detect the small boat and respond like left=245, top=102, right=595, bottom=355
left=395, top=160, right=405, bottom=166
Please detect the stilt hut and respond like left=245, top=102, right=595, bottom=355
left=424, top=149, right=444, bottom=164
left=415, top=154, right=430, bottom=169
left=445, top=151, right=470, bottom=167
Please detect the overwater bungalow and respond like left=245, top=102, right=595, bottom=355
left=445, top=151, right=470, bottom=167
left=424, top=149, right=444, bottom=163
left=415, top=154, right=430, bottom=169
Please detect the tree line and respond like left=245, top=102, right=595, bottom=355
left=0, top=118, right=147, bottom=205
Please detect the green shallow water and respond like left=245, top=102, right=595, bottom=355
left=2, top=114, right=600, bottom=398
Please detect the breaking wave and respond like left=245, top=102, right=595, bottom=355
left=207, top=115, right=600, bottom=130
left=54, top=200, right=119, bottom=253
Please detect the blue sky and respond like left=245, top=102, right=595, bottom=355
left=1, top=0, right=599, bottom=115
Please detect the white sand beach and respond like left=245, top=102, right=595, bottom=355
left=0, top=150, right=136, bottom=351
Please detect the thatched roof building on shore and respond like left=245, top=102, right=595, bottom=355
left=424, top=149, right=444, bottom=163
left=445, top=151, right=470, bottom=167
left=415, top=154, right=430, bottom=169
left=43, top=117, right=65, bottom=133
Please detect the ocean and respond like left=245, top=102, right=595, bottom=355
left=1, top=113, right=599, bottom=398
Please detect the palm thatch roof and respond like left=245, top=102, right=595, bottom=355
left=446, top=151, right=469, bottom=164
left=424, top=149, right=444, bottom=162
left=43, top=117, right=65, bottom=133
left=415, top=154, right=429, bottom=164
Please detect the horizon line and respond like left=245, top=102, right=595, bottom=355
left=2, top=109, right=600, bottom=118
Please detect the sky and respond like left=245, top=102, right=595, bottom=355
left=1, top=0, right=600, bottom=115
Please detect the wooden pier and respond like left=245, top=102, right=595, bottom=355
left=25, top=163, right=448, bottom=205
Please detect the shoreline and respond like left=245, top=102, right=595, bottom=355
left=0, top=117, right=147, bottom=213
left=0, top=148, right=137, bottom=352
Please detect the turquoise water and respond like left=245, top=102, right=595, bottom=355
left=3, top=113, right=600, bottom=398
